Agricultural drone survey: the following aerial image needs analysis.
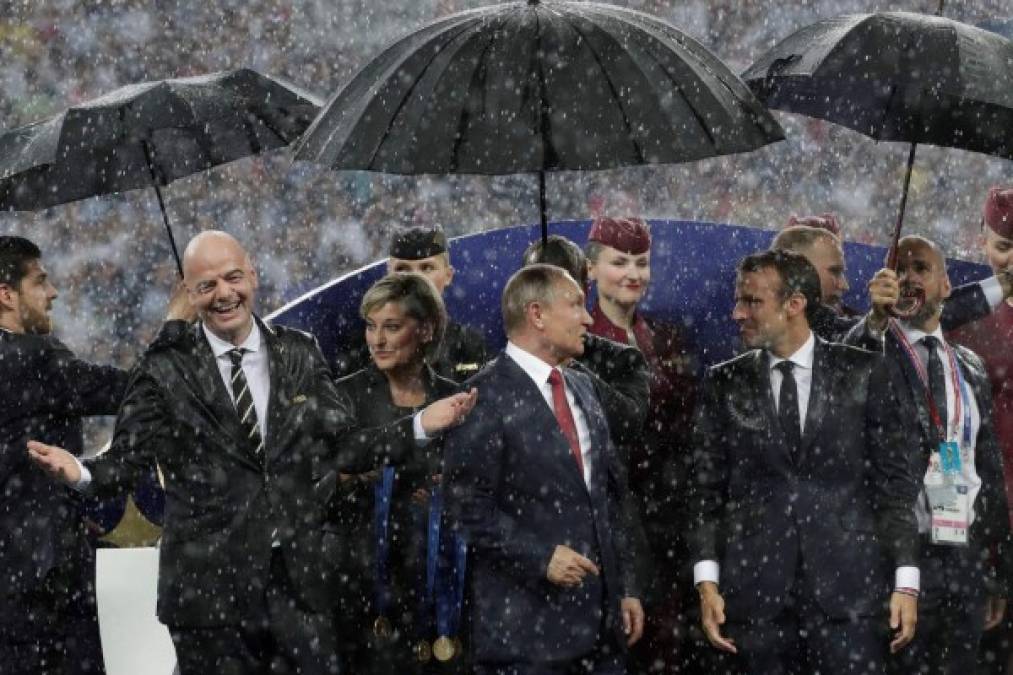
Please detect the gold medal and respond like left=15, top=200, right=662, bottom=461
left=372, top=616, right=392, bottom=638
left=414, top=640, right=432, bottom=662
left=432, top=635, right=456, bottom=662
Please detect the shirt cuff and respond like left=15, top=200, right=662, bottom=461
left=693, top=560, right=720, bottom=586
left=981, top=276, right=1004, bottom=310
left=412, top=411, right=431, bottom=446
left=895, top=566, right=920, bottom=592
left=73, top=457, right=93, bottom=493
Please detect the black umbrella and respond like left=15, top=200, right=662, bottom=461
left=295, top=0, right=783, bottom=243
left=0, top=68, right=322, bottom=274
left=743, top=8, right=1013, bottom=268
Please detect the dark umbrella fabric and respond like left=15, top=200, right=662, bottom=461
left=0, top=68, right=321, bottom=210
left=295, top=0, right=782, bottom=239
left=0, top=68, right=321, bottom=273
left=743, top=11, right=1013, bottom=160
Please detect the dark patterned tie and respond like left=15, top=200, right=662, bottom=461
left=922, top=336, right=948, bottom=435
left=776, top=361, right=801, bottom=457
left=228, top=348, right=264, bottom=457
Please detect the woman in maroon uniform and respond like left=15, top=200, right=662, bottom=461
left=585, top=217, right=699, bottom=673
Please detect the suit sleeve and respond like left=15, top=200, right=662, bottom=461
left=685, top=368, right=727, bottom=564
left=842, top=316, right=886, bottom=353
left=85, top=367, right=170, bottom=500
left=444, top=394, right=556, bottom=583
left=581, top=338, right=649, bottom=445
left=940, top=282, right=991, bottom=333
left=24, top=338, right=129, bottom=418
left=330, top=378, right=422, bottom=474
left=865, top=355, right=922, bottom=569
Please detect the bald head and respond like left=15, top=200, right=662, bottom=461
left=896, top=235, right=947, bottom=273
left=183, top=230, right=258, bottom=345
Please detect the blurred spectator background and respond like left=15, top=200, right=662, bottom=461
left=1, top=0, right=1010, bottom=445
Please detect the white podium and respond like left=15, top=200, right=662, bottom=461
left=96, top=548, right=177, bottom=675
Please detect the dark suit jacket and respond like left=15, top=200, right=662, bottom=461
left=687, top=337, right=918, bottom=622
left=846, top=318, right=1013, bottom=596
left=326, top=363, right=459, bottom=636
left=572, top=333, right=649, bottom=448
left=811, top=281, right=992, bottom=343
left=444, top=353, right=636, bottom=665
left=0, top=331, right=128, bottom=634
left=84, top=318, right=367, bottom=628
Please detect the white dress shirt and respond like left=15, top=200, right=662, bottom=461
left=505, top=341, right=594, bottom=486
left=204, top=322, right=270, bottom=441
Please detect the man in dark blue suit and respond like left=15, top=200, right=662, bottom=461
left=688, top=249, right=921, bottom=674
left=445, top=264, right=643, bottom=674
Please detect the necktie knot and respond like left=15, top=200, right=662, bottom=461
left=548, top=368, right=563, bottom=387
left=228, top=348, right=247, bottom=367
left=921, top=336, right=940, bottom=353
left=775, top=360, right=795, bottom=376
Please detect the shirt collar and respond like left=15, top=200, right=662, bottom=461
left=203, top=320, right=262, bottom=358
left=505, top=341, right=557, bottom=386
left=768, top=330, right=815, bottom=372
left=898, top=320, right=945, bottom=348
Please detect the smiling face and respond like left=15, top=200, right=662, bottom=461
left=365, top=300, right=430, bottom=373
left=183, top=233, right=258, bottom=345
left=984, top=228, right=1013, bottom=277
left=587, top=244, right=650, bottom=308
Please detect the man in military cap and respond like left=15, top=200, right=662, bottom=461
left=335, top=225, right=489, bottom=382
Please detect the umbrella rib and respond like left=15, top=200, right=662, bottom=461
left=566, top=19, right=647, bottom=164
left=448, top=16, right=505, bottom=172
left=367, top=20, right=484, bottom=169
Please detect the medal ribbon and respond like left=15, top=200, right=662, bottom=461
left=414, top=482, right=442, bottom=641
left=890, top=321, right=971, bottom=445
left=374, top=467, right=396, bottom=621
left=435, top=526, right=468, bottom=641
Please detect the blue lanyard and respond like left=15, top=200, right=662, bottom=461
left=373, top=467, right=396, bottom=618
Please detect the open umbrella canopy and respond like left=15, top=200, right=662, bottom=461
left=743, top=11, right=1013, bottom=160
left=0, top=68, right=322, bottom=210
left=295, top=0, right=783, bottom=175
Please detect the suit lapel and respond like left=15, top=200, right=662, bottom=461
left=260, top=319, right=287, bottom=463
left=192, top=324, right=261, bottom=471
left=799, top=339, right=830, bottom=458
left=563, top=368, right=605, bottom=495
left=887, top=332, right=936, bottom=443
left=499, top=356, right=588, bottom=496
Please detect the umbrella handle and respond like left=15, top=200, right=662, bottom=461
left=142, top=141, right=184, bottom=278
left=885, top=142, right=917, bottom=271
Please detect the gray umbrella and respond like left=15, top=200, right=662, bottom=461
left=295, top=0, right=783, bottom=242
left=0, top=68, right=322, bottom=274
left=742, top=8, right=1013, bottom=268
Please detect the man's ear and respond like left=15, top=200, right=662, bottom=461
left=0, top=283, right=17, bottom=312
left=525, top=301, right=545, bottom=330
left=941, top=273, right=952, bottom=301
left=787, top=292, right=807, bottom=319
left=444, top=266, right=455, bottom=286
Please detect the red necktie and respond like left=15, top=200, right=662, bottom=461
left=548, top=368, right=584, bottom=476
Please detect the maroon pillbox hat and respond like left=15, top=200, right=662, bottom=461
left=983, top=187, right=1013, bottom=239
left=587, top=217, right=651, bottom=255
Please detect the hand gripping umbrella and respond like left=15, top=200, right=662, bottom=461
left=0, top=68, right=322, bottom=275
left=295, top=0, right=783, bottom=245
left=743, top=7, right=1013, bottom=310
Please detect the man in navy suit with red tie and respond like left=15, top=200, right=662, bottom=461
left=444, top=264, right=644, bottom=674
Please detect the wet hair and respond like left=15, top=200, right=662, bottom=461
left=771, top=225, right=840, bottom=254
left=897, top=235, right=948, bottom=274
left=360, top=273, right=447, bottom=361
left=0, top=236, right=41, bottom=289
left=738, top=249, right=822, bottom=324
left=502, top=264, right=575, bottom=335
left=522, top=235, right=588, bottom=288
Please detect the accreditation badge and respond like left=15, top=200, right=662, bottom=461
left=927, top=442, right=969, bottom=546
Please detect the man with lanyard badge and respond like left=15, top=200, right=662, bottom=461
left=846, top=235, right=1013, bottom=673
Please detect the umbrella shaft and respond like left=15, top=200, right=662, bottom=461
left=887, top=143, right=918, bottom=270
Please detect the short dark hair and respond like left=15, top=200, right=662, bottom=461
left=522, top=235, right=587, bottom=288
left=738, top=249, right=821, bottom=324
left=0, top=236, right=41, bottom=289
